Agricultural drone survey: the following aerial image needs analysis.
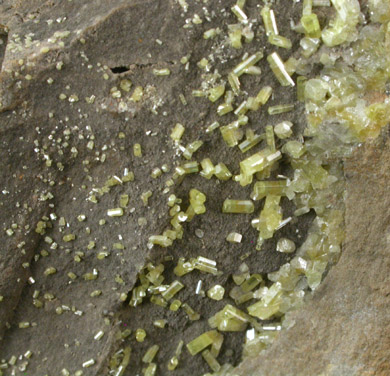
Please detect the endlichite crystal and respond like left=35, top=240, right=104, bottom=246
left=142, top=345, right=159, bottom=363
left=170, top=123, right=185, bottom=143
left=222, top=199, right=254, bottom=214
left=208, top=304, right=249, bottom=332
left=144, top=363, right=157, bottom=376
left=207, top=285, right=225, bottom=301
left=268, top=34, right=292, bottom=49
left=202, top=350, right=221, bottom=372
left=186, top=330, right=219, bottom=356
left=274, top=121, right=293, bottom=139
left=321, top=0, right=360, bottom=47
left=167, top=340, right=184, bottom=371
left=301, top=13, right=321, bottom=38
left=238, top=148, right=282, bottom=186
left=133, top=143, right=142, bottom=157
left=226, top=232, right=242, bottom=243
left=208, top=85, right=225, bottom=102
left=276, top=238, right=296, bottom=253
left=252, top=195, right=283, bottom=247
left=260, top=6, right=278, bottom=36
left=267, top=52, right=295, bottom=87
left=251, top=180, right=289, bottom=201
left=247, top=282, right=283, bottom=320
left=107, top=208, right=124, bottom=217
left=135, top=328, right=146, bottom=342
left=232, top=52, right=264, bottom=77
left=268, top=104, right=294, bottom=115
left=214, top=163, right=232, bottom=180
left=161, top=280, right=184, bottom=300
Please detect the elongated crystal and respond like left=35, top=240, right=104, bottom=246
left=239, top=149, right=281, bottom=185
left=268, top=34, right=292, bottom=49
left=228, top=72, right=240, bottom=94
left=238, top=134, right=263, bottom=153
left=233, top=52, right=264, bottom=77
left=107, top=208, right=123, bottom=217
left=267, top=52, right=295, bottom=87
left=144, top=363, right=157, bottom=376
left=251, top=180, right=288, bottom=200
left=268, top=104, right=294, bottom=115
left=208, top=304, right=249, bottom=332
left=161, top=280, right=184, bottom=301
left=241, top=274, right=263, bottom=292
left=205, top=121, right=220, bottom=133
left=186, top=330, right=218, bottom=355
left=148, top=235, right=173, bottom=247
left=142, top=345, right=159, bottom=363
left=194, top=256, right=218, bottom=275
left=182, top=303, right=200, bottom=321
left=231, top=4, right=248, bottom=22
left=260, top=6, right=278, bottom=36
left=217, top=103, right=234, bottom=116
left=265, top=125, right=276, bottom=152
left=255, top=86, right=273, bottom=105
left=222, top=199, right=254, bottom=214
left=202, top=350, right=221, bottom=372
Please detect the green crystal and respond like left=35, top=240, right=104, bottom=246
left=232, top=52, right=263, bottom=77
left=186, top=330, right=218, bottom=356
left=222, top=199, right=254, bottom=214
left=214, top=163, right=232, bottom=180
left=268, top=34, right=292, bottom=49
left=301, top=14, right=321, bottom=38
left=274, top=121, right=293, bottom=139
left=251, top=180, right=288, bottom=200
left=267, top=52, right=295, bottom=87
left=207, top=285, right=225, bottom=300
left=202, top=350, right=221, bottom=372
left=161, top=280, right=184, bottom=301
left=142, top=345, right=159, bottom=363
left=208, top=85, right=225, bottom=102
left=268, top=104, right=294, bottom=115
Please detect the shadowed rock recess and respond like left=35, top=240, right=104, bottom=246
left=0, top=0, right=389, bottom=375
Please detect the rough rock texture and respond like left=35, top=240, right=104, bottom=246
left=1, top=0, right=389, bottom=375
left=234, top=133, right=390, bottom=376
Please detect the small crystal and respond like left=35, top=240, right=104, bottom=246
left=222, top=199, right=254, bottom=214
left=276, top=238, right=296, bottom=253
left=226, top=232, right=242, bottom=243
left=207, top=285, right=225, bottom=301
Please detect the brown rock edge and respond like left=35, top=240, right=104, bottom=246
left=234, top=132, right=390, bottom=376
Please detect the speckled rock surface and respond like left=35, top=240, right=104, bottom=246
left=233, top=133, right=390, bottom=376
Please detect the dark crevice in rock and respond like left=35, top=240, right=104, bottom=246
left=0, top=25, right=8, bottom=70
left=110, top=65, right=130, bottom=74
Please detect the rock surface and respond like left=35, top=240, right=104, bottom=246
left=234, top=133, right=390, bottom=376
left=0, top=0, right=389, bottom=375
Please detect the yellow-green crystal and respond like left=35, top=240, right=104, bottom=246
left=142, top=345, right=159, bottom=363
left=222, top=199, right=254, bottom=214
